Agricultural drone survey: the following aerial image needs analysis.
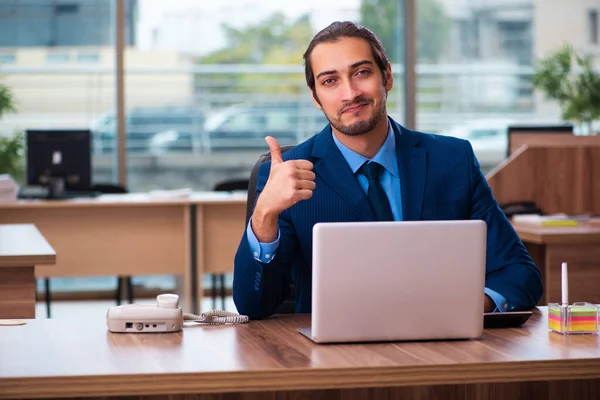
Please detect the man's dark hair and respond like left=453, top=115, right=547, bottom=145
left=303, top=21, right=390, bottom=101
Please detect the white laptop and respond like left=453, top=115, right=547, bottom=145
left=298, top=220, right=487, bottom=343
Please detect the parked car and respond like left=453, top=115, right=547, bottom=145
left=90, top=106, right=205, bottom=154
left=439, top=119, right=515, bottom=168
left=184, top=102, right=328, bottom=152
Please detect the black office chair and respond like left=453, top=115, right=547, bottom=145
left=246, top=146, right=297, bottom=315
left=214, top=179, right=249, bottom=192
left=211, top=178, right=250, bottom=310
left=91, top=183, right=128, bottom=194
left=42, top=183, right=132, bottom=318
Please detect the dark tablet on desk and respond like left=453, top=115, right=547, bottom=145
left=484, top=311, right=533, bottom=328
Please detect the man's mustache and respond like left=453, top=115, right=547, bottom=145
left=338, top=97, right=373, bottom=116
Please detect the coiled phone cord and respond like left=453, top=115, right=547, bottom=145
left=183, top=310, right=249, bottom=324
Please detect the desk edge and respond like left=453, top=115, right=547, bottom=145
left=0, top=254, right=56, bottom=268
left=1, top=358, right=600, bottom=399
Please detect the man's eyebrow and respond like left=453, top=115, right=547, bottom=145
left=315, top=60, right=374, bottom=80
left=350, top=60, right=373, bottom=69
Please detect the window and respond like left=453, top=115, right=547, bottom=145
left=417, top=0, right=587, bottom=173
left=46, top=53, right=70, bottom=63
left=0, top=54, right=15, bottom=64
left=55, top=4, right=79, bottom=14
left=265, top=110, right=294, bottom=131
left=127, top=0, right=406, bottom=190
left=4, top=0, right=120, bottom=298
left=77, top=53, right=100, bottom=63
left=469, top=129, right=501, bottom=139
left=589, top=10, right=598, bottom=45
left=219, top=112, right=263, bottom=132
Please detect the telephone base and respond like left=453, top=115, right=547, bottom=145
left=106, top=303, right=183, bottom=333
left=105, top=293, right=248, bottom=332
left=108, top=320, right=183, bottom=333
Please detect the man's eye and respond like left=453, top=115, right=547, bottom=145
left=357, top=69, right=370, bottom=76
left=322, top=78, right=335, bottom=85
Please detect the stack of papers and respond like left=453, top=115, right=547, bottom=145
left=0, top=174, right=18, bottom=203
left=512, top=213, right=580, bottom=226
left=147, top=188, right=193, bottom=199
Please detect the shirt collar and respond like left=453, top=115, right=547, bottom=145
left=331, top=120, right=399, bottom=177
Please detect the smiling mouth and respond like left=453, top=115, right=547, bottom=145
left=342, top=103, right=368, bottom=114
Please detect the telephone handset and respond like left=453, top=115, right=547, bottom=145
left=106, top=293, right=249, bottom=333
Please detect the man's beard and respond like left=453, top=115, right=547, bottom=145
left=325, top=94, right=387, bottom=137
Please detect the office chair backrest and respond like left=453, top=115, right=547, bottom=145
left=246, top=145, right=294, bottom=225
left=92, top=183, right=128, bottom=194
left=214, top=179, right=249, bottom=192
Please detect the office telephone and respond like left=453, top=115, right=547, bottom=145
left=106, top=293, right=248, bottom=333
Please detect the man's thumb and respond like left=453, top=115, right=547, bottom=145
left=265, top=136, right=283, bottom=164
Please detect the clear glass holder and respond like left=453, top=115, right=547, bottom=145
left=548, top=302, right=599, bottom=335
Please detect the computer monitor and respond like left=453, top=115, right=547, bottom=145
left=506, top=124, right=574, bottom=157
left=26, top=129, right=92, bottom=197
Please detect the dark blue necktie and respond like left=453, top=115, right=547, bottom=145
left=359, top=162, right=394, bottom=221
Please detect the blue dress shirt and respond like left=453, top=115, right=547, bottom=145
left=246, top=122, right=508, bottom=311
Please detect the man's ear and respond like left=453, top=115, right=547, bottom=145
left=384, top=63, right=394, bottom=92
left=310, top=89, right=322, bottom=110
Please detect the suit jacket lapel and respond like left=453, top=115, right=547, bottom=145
left=391, top=119, right=427, bottom=221
left=311, top=126, right=375, bottom=221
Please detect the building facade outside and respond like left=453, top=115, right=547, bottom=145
left=533, top=0, right=600, bottom=124
left=0, top=0, right=137, bottom=48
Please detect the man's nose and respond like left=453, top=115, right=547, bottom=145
left=339, top=79, right=363, bottom=103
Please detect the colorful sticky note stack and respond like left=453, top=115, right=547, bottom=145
left=567, top=307, right=599, bottom=332
left=548, top=308, right=563, bottom=332
left=548, top=304, right=599, bottom=334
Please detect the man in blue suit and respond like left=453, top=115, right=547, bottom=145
left=233, top=21, right=543, bottom=320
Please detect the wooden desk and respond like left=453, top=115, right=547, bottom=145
left=513, top=221, right=600, bottom=305
left=190, top=193, right=247, bottom=309
left=0, top=308, right=599, bottom=400
left=0, top=224, right=55, bottom=318
left=0, top=193, right=247, bottom=313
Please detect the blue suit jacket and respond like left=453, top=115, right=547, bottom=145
left=233, top=117, right=543, bottom=319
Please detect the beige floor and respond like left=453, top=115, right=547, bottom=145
left=35, top=296, right=238, bottom=320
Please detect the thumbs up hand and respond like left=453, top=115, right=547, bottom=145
left=259, top=136, right=315, bottom=214
left=251, top=136, right=315, bottom=242
left=265, top=136, right=284, bottom=165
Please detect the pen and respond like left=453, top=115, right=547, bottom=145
left=561, top=262, right=568, bottom=306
